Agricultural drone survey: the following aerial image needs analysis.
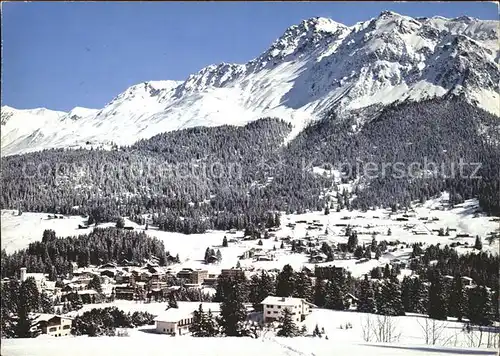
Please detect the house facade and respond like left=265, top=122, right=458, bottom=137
left=35, top=314, right=73, bottom=337
left=154, top=309, right=194, bottom=335
left=261, top=296, right=314, bottom=323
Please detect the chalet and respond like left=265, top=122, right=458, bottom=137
left=114, top=284, right=136, bottom=300
left=190, top=270, right=208, bottom=285
left=33, top=314, right=73, bottom=337
left=261, top=296, right=315, bottom=323
left=154, top=304, right=220, bottom=335
left=154, top=309, right=194, bottom=335
left=309, top=253, right=327, bottom=263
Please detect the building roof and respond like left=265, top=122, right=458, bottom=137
left=260, top=296, right=306, bottom=306
left=31, top=313, right=73, bottom=323
left=154, top=308, right=194, bottom=323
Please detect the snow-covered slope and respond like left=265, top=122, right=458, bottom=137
left=2, top=12, right=498, bottom=156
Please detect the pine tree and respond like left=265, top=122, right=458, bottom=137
left=218, top=275, right=249, bottom=336
left=116, top=217, right=125, bottom=229
left=249, top=271, right=275, bottom=311
left=383, top=264, right=391, bottom=279
left=190, top=304, right=207, bottom=336
left=313, top=323, right=321, bottom=337
left=276, top=265, right=295, bottom=297
left=276, top=307, right=299, bottom=337
left=377, top=279, right=405, bottom=316
left=467, top=285, right=493, bottom=326
left=324, top=279, right=346, bottom=310
left=222, top=236, right=228, bottom=248
left=324, top=205, right=330, bottom=215
left=448, top=277, right=466, bottom=321
left=40, top=292, right=53, bottom=313
left=293, top=272, right=313, bottom=302
left=357, top=276, right=375, bottom=313
left=428, top=276, right=447, bottom=320
left=474, top=236, right=483, bottom=250
left=216, top=249, right=222, bottom=262
left=313, top=279, right=326, bottom=308
left=168, top=293, right=178, bottom=309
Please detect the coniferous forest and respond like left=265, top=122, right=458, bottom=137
left=1, top=98, right=499, bottom=234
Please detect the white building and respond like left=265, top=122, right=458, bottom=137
left=33, top=314, right=73, bottom=337
left=261, top=296, right=315, bottom=323
left=154, top=308, right=195, bottom=335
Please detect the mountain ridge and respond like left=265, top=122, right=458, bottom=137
left=2, top=11, right=498, bottom=156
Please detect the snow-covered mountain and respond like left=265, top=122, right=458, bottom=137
left=2, top=11, right=498, bottom=156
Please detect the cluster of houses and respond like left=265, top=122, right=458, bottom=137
left=153, top=296, right=316, bottom=335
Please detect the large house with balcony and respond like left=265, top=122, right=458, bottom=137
left=33, top=314, right=73, bottom=337
left=261, top=296, right=315, bottom=323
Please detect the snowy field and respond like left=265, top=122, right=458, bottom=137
left=2, top=336, right=497, bottom=356
left=2, top=194, right=498, bottom=280
left=2, top=307, right=498, bottom=356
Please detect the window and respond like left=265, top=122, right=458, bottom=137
left=277, top=305, right=281, bottom=309
left=63, top=325, right=71, bottom=330
left=49, top=327, right=57, bottom=332
left=267, top=311, right=271, bottom=314
left=268, top=305, right=273, bottom=308
left=163, top=329, right=165, bottom=332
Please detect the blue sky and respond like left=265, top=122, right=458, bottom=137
left=2, top=2, right=498, bottom=111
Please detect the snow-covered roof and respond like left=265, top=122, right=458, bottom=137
left=154, top=309, right=194, bottom=323
left=261, top=296, right=306, bottom=306
left=32, top=313, right=72, bottom=322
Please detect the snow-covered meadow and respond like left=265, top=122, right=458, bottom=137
left=2, top=307, right=498, bottom=356
left=2, top=194, right=498, bottom=279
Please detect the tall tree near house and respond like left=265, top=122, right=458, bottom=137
left=216, top=249, right=222, bottom=262
left=39, top=292, right=54, bottom=314
left=249, top=271, right=275, bottom=311
left=313, top=278, right=326, bottom=308
left=222, top=236, right=228, bottom=247
left=293, top=272, right=313, bottom=302
left=324, top=279, right=346, bottom=311
left=218, top=275, right=249, bottom=336
left=276, top=307, right=299, bottom=337
left=167, top=293, right=178, bottom=309
left=357, top=276, right=375, bottom=313
left=276, top=264, right=296, bottom=297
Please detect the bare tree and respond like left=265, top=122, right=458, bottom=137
left=417, top=317, right=447, bottom=345
left=361, top=314, right=401, bottom=343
